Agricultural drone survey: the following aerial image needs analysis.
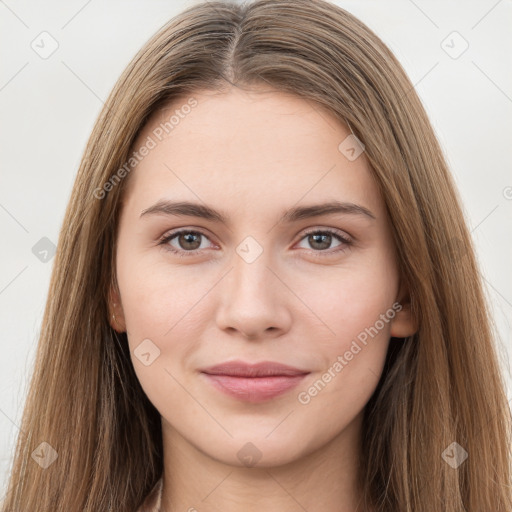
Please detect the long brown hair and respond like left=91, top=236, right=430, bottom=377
left=2, top=1, right=511, bottom=510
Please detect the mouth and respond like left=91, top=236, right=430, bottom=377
left=200, top=360, right=310, bottom=403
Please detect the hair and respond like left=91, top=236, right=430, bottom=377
left=2, top=0, right=511, bottom=510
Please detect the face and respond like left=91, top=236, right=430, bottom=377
left=110, top=85, right=415, bottom=468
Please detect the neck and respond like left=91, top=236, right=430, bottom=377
left=159, top=411, right=368, bottom=512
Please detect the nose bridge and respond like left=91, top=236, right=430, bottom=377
left=230, top=236, right=277, bottom=300
left=215, top=235, right=290, bottom=338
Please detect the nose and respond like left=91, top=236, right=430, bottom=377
left=215, top=248, right=292, bottom=340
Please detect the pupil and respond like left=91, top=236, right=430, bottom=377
left=181, top=233, right=200, bottom=249
left=311, top=234, right=330, bottom=250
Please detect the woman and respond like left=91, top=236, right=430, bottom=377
left=2, top=1, right=511, bottom=511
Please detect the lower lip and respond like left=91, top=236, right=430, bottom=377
left=202, top=373, right=309, bottom=403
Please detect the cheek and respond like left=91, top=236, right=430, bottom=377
left=117, top=255, right=217, bottom=380
left=117, top=247, right=207, bottom=332
left=119, top=269, right=202, bottom=400
left=296, top=262, right=397, bottom=339
left=294, top=259, right=397, bottom=399
left=295, top=275, right=395, bottom=416
left=313, top=291, right=393, bottom=384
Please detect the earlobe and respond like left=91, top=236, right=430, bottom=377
left=390, top=285, right=418, bottom=338
left=108, top=285, right=126, bottom=333
left=390, top=300, right=417, bottom=338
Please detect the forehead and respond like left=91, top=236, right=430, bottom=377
left=122, top=86, right=383, bottom=218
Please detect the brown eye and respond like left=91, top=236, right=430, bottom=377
left=158, top=228, right=352, bottom=259
left=176, top=232, right=202, bottom=250
left=296, top=229, right=352, bottom=255
left=307, top=233, right=333, bottom=250
left=159, top=230, right=212, bottom=257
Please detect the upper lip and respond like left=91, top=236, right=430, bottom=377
left=201, top=360, right=310, bottom=377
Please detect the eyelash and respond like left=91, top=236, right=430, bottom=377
left=157, top=228, right=353, bottom=259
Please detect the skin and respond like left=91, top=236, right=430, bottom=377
left=109, top=85, right=416, bottom=512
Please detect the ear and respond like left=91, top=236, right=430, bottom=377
left=108, top=284, right=126, bottom=333
left=389, top=282, right=417, bottom=338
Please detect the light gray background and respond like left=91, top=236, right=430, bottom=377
left=1, top=0, right=511, bottom=496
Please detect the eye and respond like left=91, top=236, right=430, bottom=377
left=295, top=228, right=352, bottom=256
left=158, top=228, right=353, bottom=258
left=158, top=230, right=214, bottom=258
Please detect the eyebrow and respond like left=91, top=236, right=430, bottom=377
left=139, top=199, right=376, bottom=224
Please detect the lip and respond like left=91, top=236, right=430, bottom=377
left=201, top=360, right=309, bottom=377
left=200, top=360, right=310, bottom=403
